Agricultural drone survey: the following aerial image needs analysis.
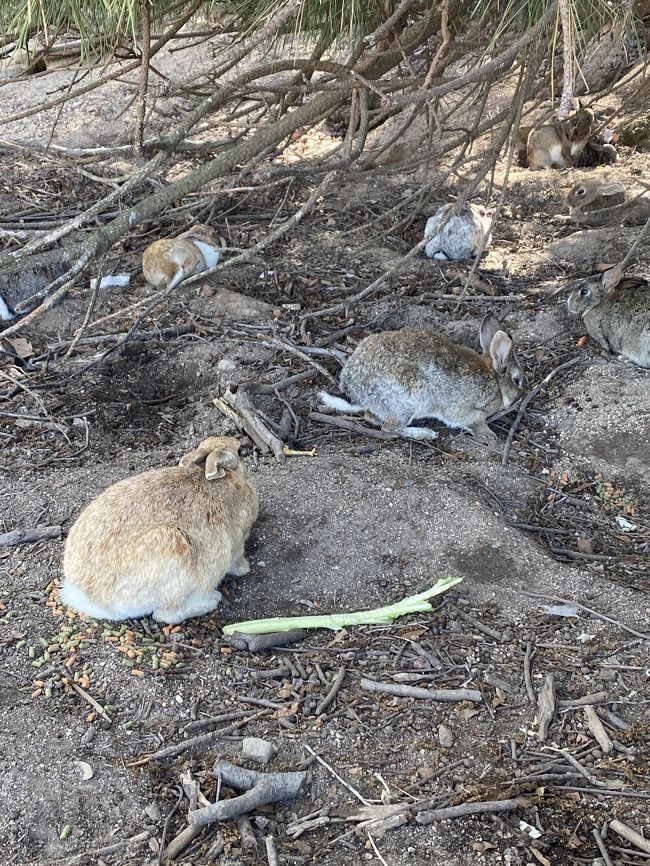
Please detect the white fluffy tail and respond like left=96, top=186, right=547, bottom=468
left=0, top=294, right=15, bottom=321
left=318, top=391, right=364, bottom=413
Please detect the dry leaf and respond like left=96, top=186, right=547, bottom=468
left=576, top=537, right=593, bottom=554
left=530, top=848, right=551, bottom=866
left=473, top=841, right=497, bottom=853
left=6, top=336, right=34, bottom=358
left=576, top=336, right=588, bottom=347
left=197, top=283, right=217, bottom=297
left=456, top=707, right=481, bottom=721
left=400, top=627, right=427, bottom=639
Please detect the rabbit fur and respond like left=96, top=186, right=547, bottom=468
left=61, top=436, right=259, bottom=623
left=424, top=203, right=492, bottom=261
left=567, top=267, right=650, bottom=368
left=319, top=316, right=525, bottom=441
left=522, top=103, right=594, bottom=170
left=566, top=180, right=650, bottom=227
left=142, top=224, right=221, bottom=290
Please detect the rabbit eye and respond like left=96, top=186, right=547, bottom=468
left=579, top=286, right=590, bottom=296
left=577, top=187, right=586, bottom=196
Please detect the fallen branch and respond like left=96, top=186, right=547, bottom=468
left=584, top=705, right=614, bottom=754
left=537, top=673, right=556, bottom=741
left=39, top=830, right=151, bottom=865
left=521, top=591, right=650, bottom=641
left=191, top=761, right=309, bottom=828
left=0, top=525, right=61, bottom=547
left=139, top=710, right=270, bottom=764
left=415, top=798, right=523, bottom=825
left=610, top=819, right=650, bottom=855
left=360, top=678, right=481, bottom=703
left=316, top=668, right=346, bottom=716
left=309, top=411, right=398, bottom=441
left=69, top=681, right=112, bottom=724
left=224, top=629, right=311, bottom=652
left=213, top=387, right=285, bottom=462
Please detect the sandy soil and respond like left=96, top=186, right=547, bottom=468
left=0, top=29, right=649, bottom=866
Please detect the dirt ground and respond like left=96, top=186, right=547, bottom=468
left=0, top=30, right=649, bottom=866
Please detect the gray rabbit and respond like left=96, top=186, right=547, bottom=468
left=567, top=267, right=650, bottom=367
left=319, top=316, right=524, bottom=441
left=424, top=203, right=492, bottom=261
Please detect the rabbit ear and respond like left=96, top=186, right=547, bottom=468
left=479, top=314, right=501, bottom=354
left=602, top=265, right=622, bottom=291
left=489, top=331, right=513, bottom=372
left=205, top=445, right=239, bottom=480
left=178, top=438, right=240, bottom=478
left=599, top=182, right=626, bottom=197
left=618, top=278, right=648, bottom=290
left=179, top=442, right=213, bottom=470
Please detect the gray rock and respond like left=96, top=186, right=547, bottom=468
left=241, top=736, right=275, bottom=765
left=438, top=724, right=455, bottom=748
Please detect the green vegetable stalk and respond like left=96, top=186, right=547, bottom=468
left=222, top=576, right=462, bottom=635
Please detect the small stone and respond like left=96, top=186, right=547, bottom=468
left=145, top=802, right=162, bottom=822
left=217, top=358, right=237, bottom=373
left=438, top=724, right=455, bottom=748
left=417, top=767, right=435, bottom=780
left=80, top=725, right=96, bottom=745
left=242, top=737, right=275, bottom=765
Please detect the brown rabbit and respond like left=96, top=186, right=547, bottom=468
left=567, top=266, right=650, bottom=367
left=522, top=103, right=594, bottom=170
left=566, top=180, right=650, bottom=226
left=60, top=437, right=259, bottom=623
left=319, top=315, right=525, bottom=442
left=142, top=224, right=221, bottom=290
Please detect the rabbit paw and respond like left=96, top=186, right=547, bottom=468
left=468, top=419, right=498, bottom=444
left=401, top=426, right=439, bottom=441
left=228, top=554, right=251, bottom=577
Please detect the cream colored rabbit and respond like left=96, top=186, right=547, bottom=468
left=60, top=437, right=258, bottom=623
left=142, top=224, right=221, bottom=290
left=319, top=316, right=525, bottom=442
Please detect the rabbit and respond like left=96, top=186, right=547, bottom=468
left=319, top=315, right=525, bottom=442
left=574, top=139, right=618, bottom=167
left=142, top=224, right=221, bottom=290
left=424, top=203, right=492, bottom=261
left=566, top=180, right=650, bottom=226
left=60, top=436, right=259, bottom=623
left=567, top=266, right=650, bottom=367
left=524, top=103, right=594, bottom=170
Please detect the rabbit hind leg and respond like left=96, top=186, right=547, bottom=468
left=153, top=588, right=223, bottom=624
left=466, top=416, right=498, bottom=443
left=227, top=547, right=251, bottom=577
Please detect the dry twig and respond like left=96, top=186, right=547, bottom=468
left=191, top=761, right=308, bottom=827
left=361, top=678, right=482, bottom=703
left=537, top=674, right=556, bottom=741
left=0, top=525, right=61, bottom=547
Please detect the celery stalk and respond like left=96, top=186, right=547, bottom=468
left=222, top=576, right=463, bottom=635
